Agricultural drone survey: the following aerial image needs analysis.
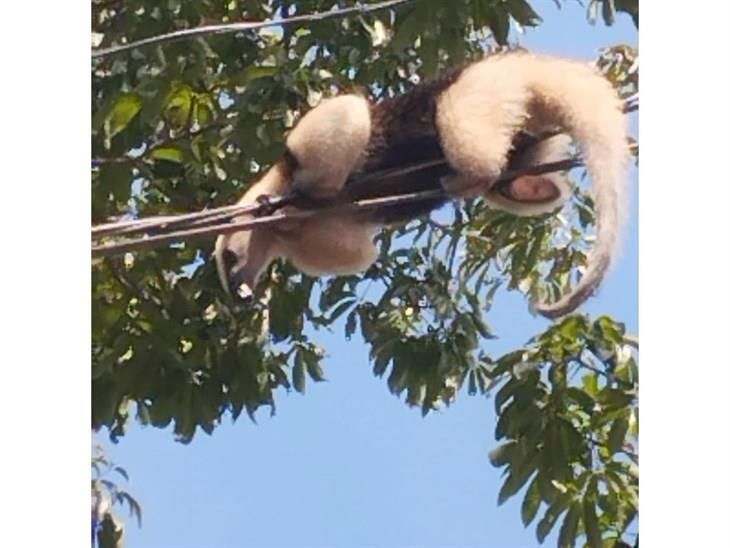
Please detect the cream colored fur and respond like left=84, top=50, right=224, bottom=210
left=217, top=52, right=630, bottom=317
left=214, top=164, right=286, bottom=298
left=436, top=52, right=630, bottom=318
left=287, top=94, right=372, bottom=199
left=215, top=95, right=377, bottom=297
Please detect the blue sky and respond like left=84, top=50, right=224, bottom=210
left=100, top=4, right=638, bottom=547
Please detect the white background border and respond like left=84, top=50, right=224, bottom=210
left=1, top=1, right=729, bottom=545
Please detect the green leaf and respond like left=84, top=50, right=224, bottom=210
left=576, top=201, right=595, bottom=228
left=150, top=146, right=185, bottom=163
left=292, top=354, right=306, bottom=394
left=537, top=473, right=559, bottom=504
left=345, top=309, right=358, bottom=339
left=235, top=65, right=279, bottom=87
left=99, top=163, right=133, bottom=203
left=536, top=513, right=556, bottom=544
left=328, top=298, right=356, bottom=322
left=97, top=513, right=124, bottom=548
left=601, top=0, right=616, bottom=26
left=107, top=94, right=142, bottom=139
left=420, top=35, right=439, bottom=78
left=498, top=451, right=538, bottom=505
left=164, top=84, right=193, bottom=129
left=557, top=501, right=581, bottom=548
left=613, top=356, right=636, bottom=384
left=543, top=422, right=570, bottom=481
left=522, top=226, right=546, bottom=277
left=118, top=491, right=143, bottom=527
left=628, top=408, right=639, bottom=438
left=391, top=7, right=427, bottom=52
left=304, top=352, right=326, bottom=382
left=372, top=352, right=390, bottom=377
left=194, top=102, right=214, bottom=126
left=594, top=315, right=625, bottom=344
left=558, top=315, right=587, bottom=340
left=488, top=441, right=516, bottom=467
left=607, top=415, right=630, bottom=455
left=583, top=373, right=599, bottom=396
left=486, top=4, right=511, bottom=45
left=136, top=79, right=173, bottom=128
left=495, top=377, right=519, bottom=413
left=558, top=419, right=586, bottom=463
left=597, top=388, right=635, bottom=410
left=467, top=370, right=478, bottom=396
left=498, top=469, right=533, bottom=506
left=470, top=310, right=495, bottom=340
left=536, top=493, right=571, bottom=544
left=495, top=402, right=516, bottom=440
left=521, top=475, right=542, bottom=526
left=112, top=466, right=129, bottom=481
left=614, top=0, right=638, bottom=27
left=565, top=387, right=595, bottom=412
left=442, top=28, right=465, bottom=66
left=583, top=497, right=602, bottom=547
left=587, top=0, right=600, bottom=24
left=507, top=0, right=543, bottom=27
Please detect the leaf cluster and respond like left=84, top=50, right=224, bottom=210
left=488, top=316, right=638, bottom=547
left=92, top=444, right=142, bottom=548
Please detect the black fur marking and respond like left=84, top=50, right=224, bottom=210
left=350, top=67, right=466, bottom=223
left=342, top=57, right=563, bottom=225
left=345, top=65, right=553, bottom=224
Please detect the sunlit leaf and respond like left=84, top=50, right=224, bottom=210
left=150, top=146, right=185, bottom=163
left=107, top=94, right=142, bottom=139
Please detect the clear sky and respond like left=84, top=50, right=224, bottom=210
left=101, top=4, right=638, bottom=547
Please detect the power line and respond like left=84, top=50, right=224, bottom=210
left=91, top=156, right=584, bottom=257
left=92, top=0, right=416, bottom=58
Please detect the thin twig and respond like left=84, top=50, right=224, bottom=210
left=92, top=0, right=415, bottom=58
left=623, top=94, right=639, bottom=113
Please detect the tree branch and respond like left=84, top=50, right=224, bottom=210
left=92, top=0, right=415, bottom=58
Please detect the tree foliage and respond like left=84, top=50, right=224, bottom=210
left=91, top=1, right=638, bottom=546
left=92, top=444, right=142, bottom=548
